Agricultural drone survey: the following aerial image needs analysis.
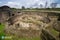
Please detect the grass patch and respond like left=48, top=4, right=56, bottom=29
left=11, top=36, right=41, bottom=40
left=5, top=34, right=41, bottom=40
left=5, top=32, right=41, bottom=40
left=0, top=23, right=5, bottom=40
left=50, top=29, right=59, bottom=36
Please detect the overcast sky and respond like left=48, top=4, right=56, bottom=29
left=0, top=0, right=60, bottom=8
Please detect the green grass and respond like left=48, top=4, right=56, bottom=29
left=45, top=24, right=59, bottom=37
left=50, top=29, right=59, bottom=36
left=5, top=32, right=41, bottom=40
left=0, top=24, right=5, bottom=40
left=0, top=24, right=5, bottom=31
left=14, top=37, right=40, bottom=40
left=5, top=31, right=41, bottom=40
left=8, top=36, right=41, bottom=40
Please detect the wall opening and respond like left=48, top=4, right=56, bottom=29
left=12, top=14, right=15, bottom=16
left=18, top=12, right=21, bottom=13
left=0, top=23, right=1, bottom=25
left=15, top=23, right=20, bottom=28
left=58, top=16, right=60, bottom=21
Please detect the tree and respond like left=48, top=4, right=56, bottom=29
left=45, top=1, right=48, bottom=8
left=40, top=4, right=43, bottom=8
left=21, top=6, right=25, bottom=9
left=50, top=3, right=57, bottom=8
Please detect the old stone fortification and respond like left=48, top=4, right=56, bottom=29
left=0, top=6, right=60, bottom=40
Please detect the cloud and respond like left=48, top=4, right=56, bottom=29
left=4, top=0, right=39, bottom=8
left=2, top=0, right=60, bottom=8
left=29, top=0, right=60, bottom=8
left=20, top=0, right=39, bottom=8
left=57, top=4, right=60, bottom=8
left=4, top=2, right=21, bottom=8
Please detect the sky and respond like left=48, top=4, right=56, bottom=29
left=0, top=0, right=60, bottom=8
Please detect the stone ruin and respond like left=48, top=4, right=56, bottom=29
left=0, top=5, right=60, bottom=40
